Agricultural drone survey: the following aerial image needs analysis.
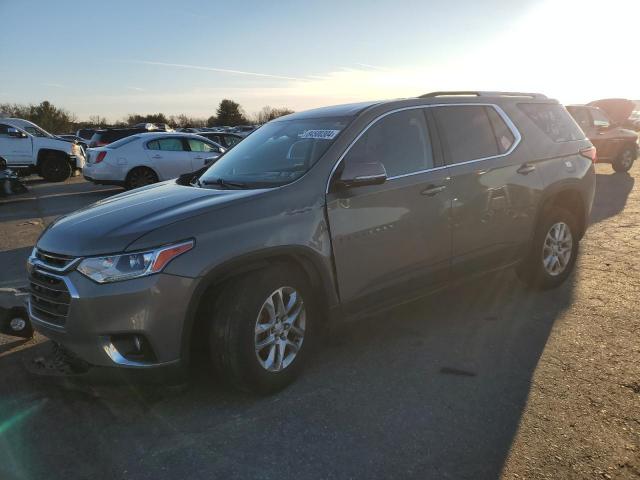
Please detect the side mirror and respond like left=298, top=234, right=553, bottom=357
left=7, top=128, right=26, bottom=138
left=337, top=161, right=387, bottom=188
left=204, top=156, right=217, bottom=166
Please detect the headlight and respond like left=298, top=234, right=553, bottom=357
left=76, top=240, right=194, bottom=283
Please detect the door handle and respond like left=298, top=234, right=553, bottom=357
left=421, top=184, right=446, bottom=196
left=517, top=163, right=536, bottom=175
left=193, top=156, right=204, bottom=160
left=151, top=154, right=162, bottom=159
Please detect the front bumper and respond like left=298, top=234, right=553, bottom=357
left=28, top=266, right=198, bottom=368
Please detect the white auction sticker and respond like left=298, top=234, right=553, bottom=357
left=298, top=129, right=340, bottom=140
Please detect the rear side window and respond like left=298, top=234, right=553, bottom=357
left=519, top=103, right=584, bottom=142
left=434, top=105, right=505, bottom=164
left=147, top=138, right=186, bottom=151
left=344, top=109, right=433, bottom=177
left=485, top=107, right=515, bottom=153
left=567, top=107, right=591, bottom=131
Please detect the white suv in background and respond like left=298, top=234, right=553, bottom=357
left=83, top=132, right=225, bottom=189
left=0, top=118, right=85, bottom=181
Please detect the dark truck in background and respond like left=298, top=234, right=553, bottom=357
left=567, top=99, right=639, bottom=172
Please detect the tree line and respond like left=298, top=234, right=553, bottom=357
left=0, top=99, right=294, bottom=134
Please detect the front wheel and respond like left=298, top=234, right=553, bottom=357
left=517, top=206, right=579, bottom=290
left=209, top=265, right=316, bottom=394
left=40, top=154, right=72, bottom=182
left=612, top=146, right=636, bottom=173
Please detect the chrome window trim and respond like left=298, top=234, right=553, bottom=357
left=325, top=103, right=522, bottom=193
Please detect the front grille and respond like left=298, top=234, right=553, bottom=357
left=34, top=249, right=76, bottom=270
left=29, top=269, right=71, bottom=327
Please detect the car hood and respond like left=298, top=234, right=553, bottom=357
left=37, top=181, right=269, bottom=256
left=587, top=98, right=635, bottom=124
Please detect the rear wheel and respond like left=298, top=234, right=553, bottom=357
left=517, top=206, right=579, bottom=290
left=40, top=153, right=72, bottom=182
left=125, top=167, right=158, bottom=189
left=209, top=265, right=316, bottom=394
left=612, top=146, right=636, bottom=173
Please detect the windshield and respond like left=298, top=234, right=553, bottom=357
left=198, top=117, right=350, bottom=188
left=22, top=125, right=52, bottom=137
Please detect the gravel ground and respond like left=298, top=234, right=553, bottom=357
left=0, top=166, right=638, bottom=480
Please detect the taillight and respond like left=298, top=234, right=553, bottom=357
left=95, top=151, right=107, bottom=164
left=579, top=146, right=597, bottom=164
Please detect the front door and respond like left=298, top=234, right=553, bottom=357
left=327, top=108, right=452, bottom=308
left=145, top=137, right=193, bottom=180
left=0, top=124, right=33, bottom=166
left=185, top=138, right=221, bottom=170
left=588, top=107, right=617, bottom=161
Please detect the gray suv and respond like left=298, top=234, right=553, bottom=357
left=28, top=91, right=596, bottom=393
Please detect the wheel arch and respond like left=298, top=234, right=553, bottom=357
left=179, top=246, right=338, bottom=366
left=36, top=148, right=70, bottom=169
left=536, top=184, right=587, bottom=239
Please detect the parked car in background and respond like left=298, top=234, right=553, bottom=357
left=0, top=118, right=85, bottom=181
left=57, top=134, right=88, bottom=151
left=567, top=104, right=638, bottom=172
left=29, top=91, right=595, bottom=394
left=231, top=125, right=258, bottom=136
left=197, top=131, right=244, bottom=149
left=88, top=127, right=150, bottom=148
left=83, top=132, right=225, bottom=189
left=76, top=128, right=99, bottom=142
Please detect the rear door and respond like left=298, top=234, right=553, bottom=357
left=0, top=124, right=33, bottom=166
left=145, top=137, right=193, bottom=179
left=433, top=104, right=544, bottom=277
left=327, top=108, right=452, bottom=308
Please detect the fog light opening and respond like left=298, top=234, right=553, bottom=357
left=110, top=334, right=157, bottom=363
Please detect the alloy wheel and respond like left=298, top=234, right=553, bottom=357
left=254, top=286, right=306, bottom=372
left=542, top=222, right=573, bottom=276
left=621, top=149, right=634, bottom=169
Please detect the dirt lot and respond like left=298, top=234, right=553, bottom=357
left=0, top=167, right=638, bottom=480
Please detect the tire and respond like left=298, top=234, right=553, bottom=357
left=516, top=206, right=579, bottom=290
left=2, top=307, right=33, bottom=339
left=125, top=167, right=159, bottom=190
left=40, top=153, right=72, bottom=182
left=209, top=265, right=316, bottom=394
left=612, top=146, right=636, bottom=173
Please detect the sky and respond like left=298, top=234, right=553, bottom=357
left=1, top=0, right=638, bottom=122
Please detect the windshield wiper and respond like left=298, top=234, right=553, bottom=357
left=201, top=177, right=250, bottom=189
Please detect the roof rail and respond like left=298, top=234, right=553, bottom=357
left=420, top=91, right=547, bottom=99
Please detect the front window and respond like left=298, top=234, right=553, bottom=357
left=187, top=139, right=217, bottom=152
left=199, top=117, right=350, bottom=188
left=590, top=108, right=611, bottom=128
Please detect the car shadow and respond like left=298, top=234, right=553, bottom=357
left=589, top=170, right=634, bottom=225
left=0, top=267, right=573, bottom=480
